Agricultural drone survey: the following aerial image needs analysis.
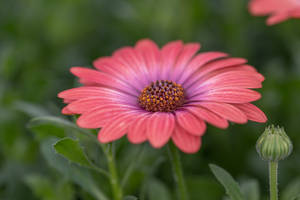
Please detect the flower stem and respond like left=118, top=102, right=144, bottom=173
left=102, top=144, right=123, bottom=200
left=168, top=143, right=189, bottom=200
left=269, top=161, right=278, bottom=200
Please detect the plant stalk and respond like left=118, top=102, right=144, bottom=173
left=168, top=142, right=189, bottom=200
left=269, top=161, right=278, bottom=200
left=103, top=144, right=123, bottom=200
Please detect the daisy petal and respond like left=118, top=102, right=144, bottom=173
left=185, top=106, right=229, bottom=128
left=98, top=114, right=136, bottom=143
left=248, top=0, right=300, bottom=25
left=135, top=39, right=160, bottom=81
left=291, top=10, right=300, bottom=18
left=235, top=103, right=268, bottom=123
left=58, top=86, right=103, bottom=100
left=193, top=88, right=261, bottom=103
left=94, top=56, right=148, bottom=91
left=200, top=57, right=248, bottom=75
left=127, top=114, right=149, bottom=144
left=187, top=71, right=263, bottom=96
left=267, top=13, right=290, bottom=25
left=67, top=99, right=137, bottom=114
left=160, top=41, right=183, bottom=80
left=70, top=67, right=139, bottom=96
left=146, top=113, right=175, bottom=148
left=175, top=110, right=206, bottom=136
left=77, top=107, right=140, bottom=129
left=184, top=57, right=248, bottom=88
left=201, top=65, right=264, bottom=82
left=172, top=43, right=201, bottom=81
left=93, top=57, right=120, bottom=74
left=93, top=57, right=131, bottom=80
left=58, top=87, right=136, bottom=103
left=172, top=126, right=201, bottom=154
left=249, top=0, right=291, bottom=15
left=198, top=102, right=248, bottom=124
left=178, top=52, right=228, bottom=84
left=113, top=47, right=150, bottom=86
left=61, top=106, right=74, bottom=115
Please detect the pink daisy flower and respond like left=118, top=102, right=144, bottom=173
left=249, top=0, right=300, bottom=25
left=58, top=39, right=267, bottom=153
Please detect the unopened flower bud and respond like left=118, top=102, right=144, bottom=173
left=256, top=125, right=293, bottom=162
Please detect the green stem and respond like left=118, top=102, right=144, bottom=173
left=102, top=144, right=123, bottom=200
left=168, top=143, right=189, bottom=200
left=269, top=161, right=278, bottom=200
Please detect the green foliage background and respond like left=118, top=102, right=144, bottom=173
left=0, top=0, right=300, bottom=199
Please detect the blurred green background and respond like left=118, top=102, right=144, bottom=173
left=1, top=0, right=300, bottom=199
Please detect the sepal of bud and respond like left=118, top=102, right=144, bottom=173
left=256, top=125, right=293, bottom=162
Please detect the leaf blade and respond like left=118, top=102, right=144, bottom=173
left=28, top=116, right=92, bottom=136
left=54, top=137, right=93, bottom=169
left=41, top=138, right=109, bottom=200
left=209, top=164, right=245, bottom=200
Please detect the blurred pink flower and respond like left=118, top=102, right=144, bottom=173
left=249, top=0, right=300, bottom=25
left=58, top=39, right=267, bottom=153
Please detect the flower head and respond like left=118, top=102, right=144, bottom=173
left=249, top=0, right=300, bottom=25
left=58, top=39, right=267, bottom=153
left=256, top=125, right=293, bottom=161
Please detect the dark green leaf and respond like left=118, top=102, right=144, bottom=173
left=30, top=124, right=66, bottom=140
left=14, top=101, right=50, bottom=117
left=209, top=164, right=245, bottom=200
left=29, top=116, right=76, bottom=129
left=41, top=138, right=108, bottom=200
left=54, top=137, right=94, bottom=168
left=28, top=116, right=93, bottom=136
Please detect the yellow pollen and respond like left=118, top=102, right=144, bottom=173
left=138, top=80, right=185, bottom=112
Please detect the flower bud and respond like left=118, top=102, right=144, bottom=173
left=256, top=125, right=293, bottom=162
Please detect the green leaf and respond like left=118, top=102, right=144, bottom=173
left=31, top=119, right=108, bottom=177
left=14, top=101, right=50, bottom=117
left=240, top=179, right=260, bottom=200
left=123, top=196, right=138, bottom=200
left=147, top=178, right=171, bottom=200
left=28, top=116, right=92, bottom=136
left=30, top=124, right=66, bottom=140
left=41, top=138, right=108, bottom=200
left=209, top=164, right=245, bottom=200
left=54, top=137, right=94, bottom=168
left=282, top=178, right=300, bottom=200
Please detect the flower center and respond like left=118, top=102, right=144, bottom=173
left=138, top=80, right=185, bottom=112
